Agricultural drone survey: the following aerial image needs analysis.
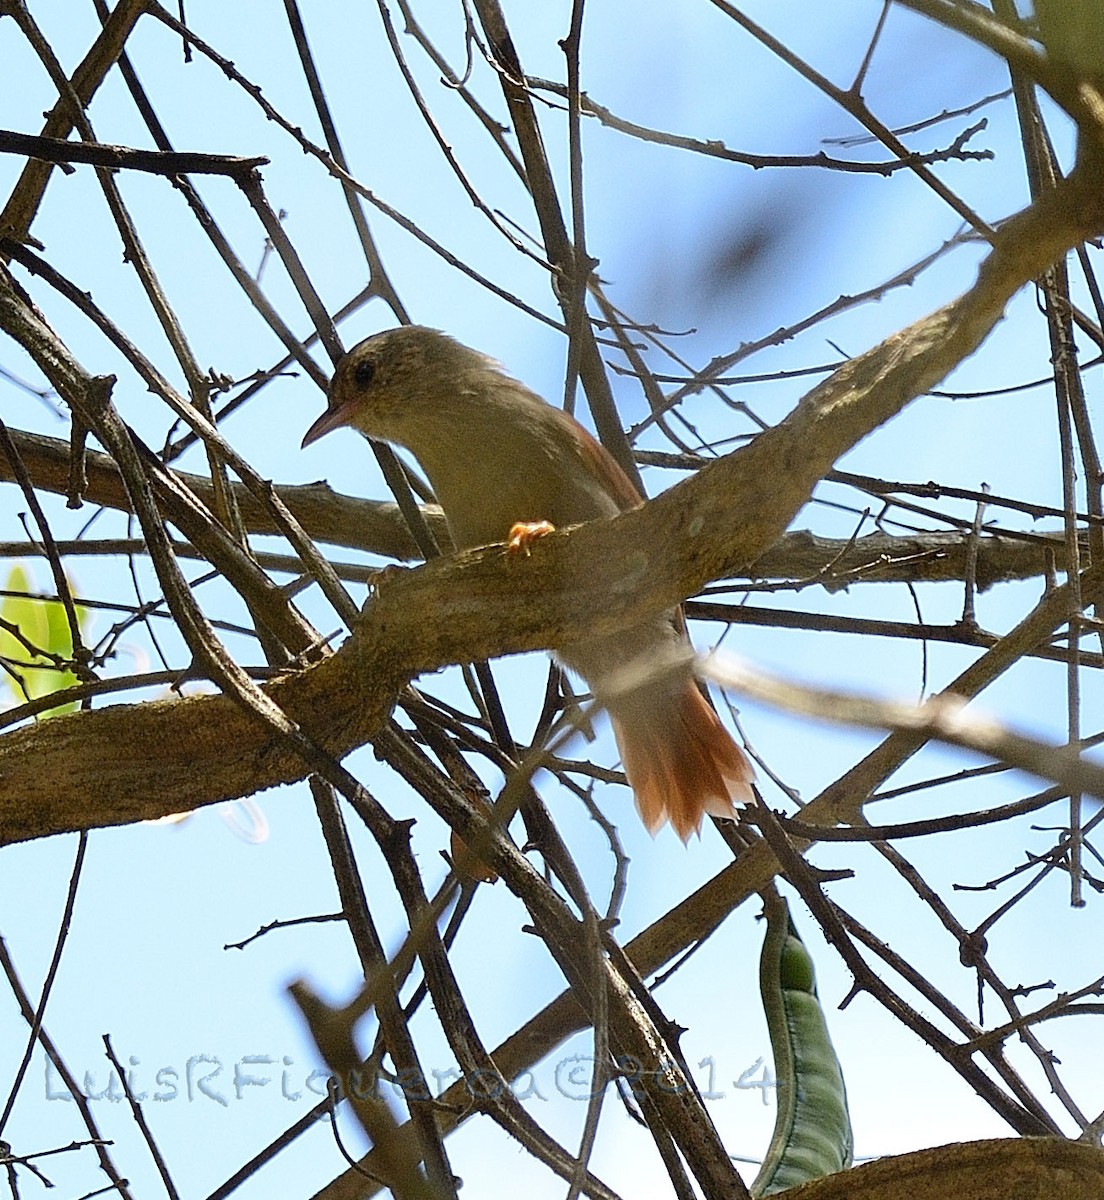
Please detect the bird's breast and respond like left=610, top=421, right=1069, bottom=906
left=415, top=434, right=619, bottom=550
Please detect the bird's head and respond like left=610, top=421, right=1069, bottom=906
left=301, top=325, right=496, bottom=450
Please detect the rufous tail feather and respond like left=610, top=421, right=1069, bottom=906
left=611, top=681, right=755, bottom=841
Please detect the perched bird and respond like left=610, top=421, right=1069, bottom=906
left=302, top=325, right=755, bottom=839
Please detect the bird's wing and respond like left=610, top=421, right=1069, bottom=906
left=549, top=406, right=644, bottom=512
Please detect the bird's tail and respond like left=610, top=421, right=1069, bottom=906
left=610, top=679, right=755, bottom=842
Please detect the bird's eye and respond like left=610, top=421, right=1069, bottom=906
left=354, top=359, right=376, bottom=389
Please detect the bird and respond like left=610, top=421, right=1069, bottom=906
left=302, top=325, right=755, bottom=840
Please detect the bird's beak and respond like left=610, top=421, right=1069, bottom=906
left=301, top=400, right=354, bottom=448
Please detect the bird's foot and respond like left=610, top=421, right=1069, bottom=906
left=370, top=562, right=408, bottom=595
left=507, top=520, right=555, bottom=555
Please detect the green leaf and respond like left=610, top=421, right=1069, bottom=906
left=0, top=564, right=90, bottom=716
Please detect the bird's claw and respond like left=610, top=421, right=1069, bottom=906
left=507, top=520, right=555, bottom=555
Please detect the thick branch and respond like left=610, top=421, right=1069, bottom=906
left=0, top=129, right=267, bottom=178
left=0, top=428, right=445, bottom=561
left=0, top=429, right=1084, bottom=588
left=0, top=158, right=1101, bottom=844
left=731, top=1137, right=1104, bottom=1200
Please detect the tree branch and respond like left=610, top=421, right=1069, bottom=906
left=1, top=155, right=1102, bottom=843
left=0, top=129, right=267, bottom=178
left=0, top=428, right=1086, bottom=588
